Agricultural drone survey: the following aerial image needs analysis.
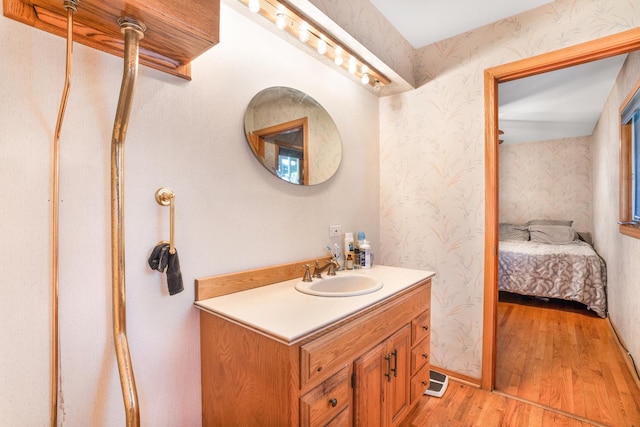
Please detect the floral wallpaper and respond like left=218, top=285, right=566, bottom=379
left=499, top=137, right=593, bottom=234
left=592, top=51, right=640, bottom=377
left=376, top=0, right=639, bottom=377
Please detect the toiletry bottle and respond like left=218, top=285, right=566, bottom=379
left=354, top=231, right=365, bottom=269
left=360, top=240, right=371, bottom=268
left=344, top=232, right=354, bottom=270
left=353, top=246, right=360, bottom=269
left=345, top=253, right=354, bottom=270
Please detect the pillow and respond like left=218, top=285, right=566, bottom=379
left=527, top=219, right=573, bottom=227
left=499, top=223, right=529, bottom=241
left=529, top=224, right=579, bottom=244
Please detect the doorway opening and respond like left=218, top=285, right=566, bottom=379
left=482, top=27, right=640, bottom=390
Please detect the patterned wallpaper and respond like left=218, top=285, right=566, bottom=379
left=499, top=137, right=593, bottom=234
left=592, top=51, right=640, bottom=377
left=377, top=0, right=639, bottom=377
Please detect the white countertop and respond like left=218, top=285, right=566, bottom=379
left=195, top=265, right=434, bottom=345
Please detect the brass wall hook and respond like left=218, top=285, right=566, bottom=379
left=155, top=188, right=176, bottom=254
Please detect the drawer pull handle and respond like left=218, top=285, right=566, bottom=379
left=391, top=349, right=398, bottom=377
left=422, top=380, right=428, bottom=386
left=329, top=398, right=338, bottom=408
left=422, top=353, right=428, bottom=359
left=422, top=325, right=429, bottom=331
left=385, top=353, right=392, bottom=382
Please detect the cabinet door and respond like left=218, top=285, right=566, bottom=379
left=353, top=341, right=385, bottom=426
left=353, top=325, right=412, bottom=427
left=384, top=325, right=411, bottom=427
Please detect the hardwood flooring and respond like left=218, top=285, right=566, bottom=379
left=496, top=293, right=640, bottom=426
left=400, top=380, right=599, bottom=427
left=401, top=293, right=640, bottom=426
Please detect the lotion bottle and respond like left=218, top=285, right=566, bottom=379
left=360, top=240, right=371, bottom=268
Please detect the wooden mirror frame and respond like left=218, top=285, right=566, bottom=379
left=482, top=27, right=640, bottom=390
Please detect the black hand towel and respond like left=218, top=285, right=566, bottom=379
left=148, top=243, right=170, bottom=272
left=166, top=250, right=184, bottom=295
left=148, top=243, right=183, bottom=295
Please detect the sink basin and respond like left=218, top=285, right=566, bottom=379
left=294, top=273, right=383, bottom=297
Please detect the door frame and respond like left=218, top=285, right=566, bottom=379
left=481, top=27, right=640, bottom=390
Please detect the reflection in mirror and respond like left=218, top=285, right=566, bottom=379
left=244, top=87, right=342, bottom=185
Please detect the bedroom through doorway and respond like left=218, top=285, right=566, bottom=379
left=483, top=28, right=640, bottom=426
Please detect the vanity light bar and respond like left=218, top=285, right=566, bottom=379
left=239, top=0, right=390, bottom=90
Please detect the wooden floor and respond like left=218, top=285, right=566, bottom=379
left=400, top=380, right=599, bottom=427
left=401, top=293, right=640, bottom=426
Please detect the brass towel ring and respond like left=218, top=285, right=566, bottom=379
left=155, top=188, right=176, bottom=254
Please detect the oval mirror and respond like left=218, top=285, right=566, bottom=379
left=244, top=87, right=342, bottom=185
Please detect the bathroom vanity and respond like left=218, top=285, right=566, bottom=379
left=196, top=263, right=434, bottom=426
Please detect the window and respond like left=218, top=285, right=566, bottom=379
left=619, top=80, right=640, bottom=238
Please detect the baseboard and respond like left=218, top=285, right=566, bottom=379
left=430, top=365, right=481, bottom=388
left=607, top=317, right=640, bottom=391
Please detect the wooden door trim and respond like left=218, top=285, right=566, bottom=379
left=482, top=27, right=640, bottom=390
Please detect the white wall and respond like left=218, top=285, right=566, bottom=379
left=499, top=136, right=593, bottom=233
left=378, top=0, right=639, bottom=377
left=592, top=51, right=640, bottom=375
left=0, top=4, right=380, bottom=425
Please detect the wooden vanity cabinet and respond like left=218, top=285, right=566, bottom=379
left=199, top=278, right=431, bottom=426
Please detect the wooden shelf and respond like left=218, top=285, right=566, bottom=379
left=3, top=0, right=220, bottom=80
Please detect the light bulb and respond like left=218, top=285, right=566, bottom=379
left=361, top=73, right=370, bottom=85
left=348, top=57, right=357, bottom=74
left=361, top=64, right=369, bottom=74
left=334, top=46, right=343, bottom=66
left=317, top=38, right=327, bottom=55
left=248, top=0, right=260, bottom=13
left=299, top=23, right=309, bottom=43
left=275, top=13, right=286, bottom=30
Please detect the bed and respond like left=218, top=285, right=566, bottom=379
left=498, top=220, right=607, bottom=318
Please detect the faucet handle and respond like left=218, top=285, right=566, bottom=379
left=302, top=264, right=313, bottom=282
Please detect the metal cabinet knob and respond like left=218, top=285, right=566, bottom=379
left=329, top=398, right=338, bottom=407
left=422, top=325, right=429, bottom=331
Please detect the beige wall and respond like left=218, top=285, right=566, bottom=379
left=0, top=5, right=380, bottom=425
left=499, top=136, right=593, bottom=233
left=592, top=51, right=640, bottom=375
left=379, top=0, right=639, bottom=377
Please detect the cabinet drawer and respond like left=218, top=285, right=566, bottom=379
left=325, top=407, right=351, bottom=427
left=300, top=366, right=351, bottom=427
left=410, top=363, right=431, bottom=404
left=411, top=337, right=430, bottom=375
left=411, top=310, right=430, bottom=345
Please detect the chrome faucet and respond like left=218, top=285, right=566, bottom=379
left=312, top=259, right=339, bottom=278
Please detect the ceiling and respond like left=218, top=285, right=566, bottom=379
left=498, top=55, right=627, bottom=144
left=368, top=0, right=627, bottom=145
left=369, top=0, right=553, bottom=49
